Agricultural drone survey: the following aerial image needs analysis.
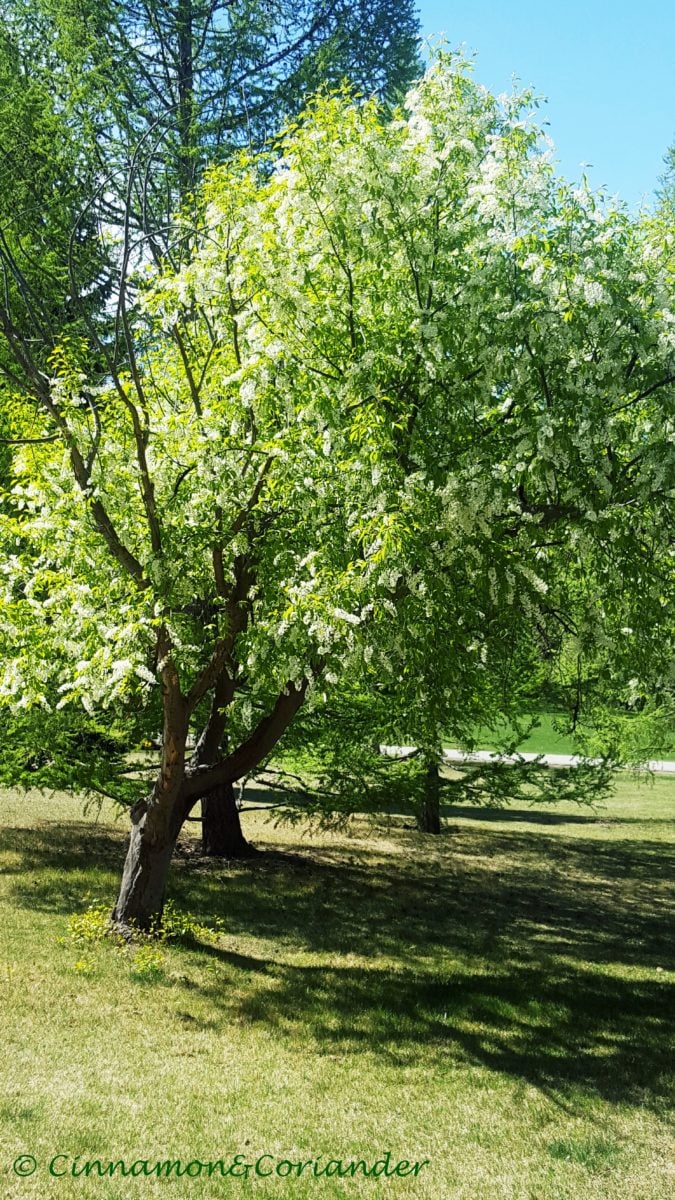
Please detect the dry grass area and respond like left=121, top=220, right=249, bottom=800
left=0, top=778, right=673, bottom=1198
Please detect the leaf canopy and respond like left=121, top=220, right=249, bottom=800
left=1, top=54, right=673, bottom=798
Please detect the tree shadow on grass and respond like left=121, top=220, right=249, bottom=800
left=166, top=826, right=674, bottom=964
left=0, top=822, right=124, bottom=909
left=184, top=943, right=673, bottom=1113
left=2, top=814, right=673, bottom=1113
left=167, top=824, right=674, bottom=1113
left=442, top=803, right=675, bottom=827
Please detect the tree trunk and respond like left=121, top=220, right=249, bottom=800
left=417, top=760, right=441, bottom=834
left=201, top=781, right=255, bottom=858
left=112, top=659, right=188, bottom=933
left=112, top=807, right=178, bottom=933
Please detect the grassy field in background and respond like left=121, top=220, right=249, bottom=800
left=473, top=712, right=579, bottom=755
left=472, top=711, right=675, bottom=757
left=0, top=778, right=673, bottom=1199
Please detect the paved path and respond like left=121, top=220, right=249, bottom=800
left=380, top=746, right=675, bottom=774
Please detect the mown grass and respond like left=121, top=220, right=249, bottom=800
left=0, top=778, right=673, bottom=1199
left=473, top=710, right=675, bottom=757
left=473, top=711, right=580, bottom=755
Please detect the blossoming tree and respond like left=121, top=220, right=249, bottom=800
left=1, top=55, right=673, bottom=928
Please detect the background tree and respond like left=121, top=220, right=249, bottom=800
left=0, top=55, right=672, bottom=931
left=657, top=140, right=675, bottom=221
left=1, top=0, right=421, bottom=268
left=0, top=23, right=111, bottom=393
left=258, top=669, right=616, bottom=840
left=0, top=0, right=421, bottom=389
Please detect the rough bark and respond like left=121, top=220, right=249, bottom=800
left=417, top=760, right=442, bottom=834
left=112, top=661, right=311, bottom=928
left=184, top=676, right=311, bottom=800
left=112, top=805, right=179, bottom=932
left=112, top=645, right=188, bottom=931
left=201, top=781, right=255, bottom=858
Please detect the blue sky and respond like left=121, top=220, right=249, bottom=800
left=417, top=1, right=675, bottom=208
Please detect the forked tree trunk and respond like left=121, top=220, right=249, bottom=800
left=417, top=760, right=442, bottom=834
left=111, top=672, right=309, bottom=931
left=201, top=781, right=255, bottom=858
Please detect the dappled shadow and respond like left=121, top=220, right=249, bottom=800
left=166, top=827, right=674, bottom=966
left=443, top=803, right=675, bottom=827
left=444, top=804, right=602, bottom=825
left=182, top=946, right=673, bottom=1111
left=2, top=808, right=673, bottom=1112
left=0, top=822, right=124, bottom=911
left=162, top=821, right=675, bottom=1112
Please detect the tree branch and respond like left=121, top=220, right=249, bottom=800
left=183, top=675, right=312, bottom=798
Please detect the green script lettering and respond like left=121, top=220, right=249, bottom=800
left=371, top=1152, right=394, bottom=1178
left=205, top=1160, right=229, bottom=1177
left=394, top=1160, right=412, bottom=1177
left=49, top=1155, right=69, bottom=1177
left=130, top=1161, right=152, bottom=1177
left=150, top=1160, right=186, bottom=1177
left=73, top=1159, right=130, bottom=1178
left=341, top=1160, right=372, bottom=1178
left=70, top=1158, right=94, bottom=1177
left=319, top=1160, right=342, bottom=1177
left=229, top=1154, right=251, bottom=1179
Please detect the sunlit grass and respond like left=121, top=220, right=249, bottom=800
left=0, top=777, right=673, bottom=1198
left=473, top=710, right=675, bottom=757
left=473, top=710, right=580, bottom=754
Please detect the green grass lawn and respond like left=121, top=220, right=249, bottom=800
left=0, top=779, right=673, bottom=1199
left=472, top=711, right=675, bottom=757
left=472, top=711, right=580, bottom=755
